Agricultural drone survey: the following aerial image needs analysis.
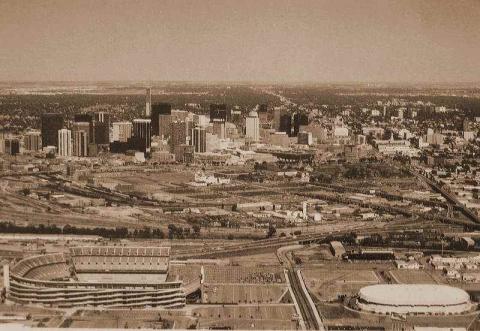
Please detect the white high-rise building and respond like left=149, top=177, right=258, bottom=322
left=192, top=126, right=206, bottom=153
left=145, top=88, right=152, bottom=117
left=57, top=129, right=72, bottom=157
left=73, top=130, right=88, bottom=157
left=112, top=122, right=133, bottom=142
left=245, top=110, right=260, bottom=142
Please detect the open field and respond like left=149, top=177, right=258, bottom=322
left=203, top=265, right=286, bottom=284
left=302, top=265, right=381, bottom=301
left=389, top=269, right=438, bottom=284
left=193, top=305, right=299, bottom=330
left=202, top=284, right=289, bottom=304
left=66, top=309, right=194, bottom=329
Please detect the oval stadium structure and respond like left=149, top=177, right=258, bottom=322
left=4, top=247, right=199, bottom=309
left=357, top=284, right=474, bottom=315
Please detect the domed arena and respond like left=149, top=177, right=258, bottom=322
left=357, top=284, right=474, bottom=315
left=4, top=247, right=200, bottom=309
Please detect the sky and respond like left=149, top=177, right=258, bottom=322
left=0, top=0, right=479, bottom=83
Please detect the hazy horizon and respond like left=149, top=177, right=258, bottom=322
left=1, top=0, right=479, bottom=83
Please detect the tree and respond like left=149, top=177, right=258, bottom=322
left=192, top=224, right=201, bottom=236
left=21, top=188, right=31, bottom=196
left=266, top=224, right=276, bottom=238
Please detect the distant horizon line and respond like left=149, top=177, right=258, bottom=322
left=0, top=80, right=479, bottom=87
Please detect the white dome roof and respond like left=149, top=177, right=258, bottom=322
left=359, top=284, right=470, bottom=306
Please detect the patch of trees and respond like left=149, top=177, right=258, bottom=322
left=0, top=221, right=164, bottom=239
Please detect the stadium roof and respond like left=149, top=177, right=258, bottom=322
left=359, top=284, right=469, bottom=306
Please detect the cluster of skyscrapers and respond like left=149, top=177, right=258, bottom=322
left=1, top=89, right=268, bottom=162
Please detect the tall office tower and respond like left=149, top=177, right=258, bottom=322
left=174, top=144, right=194, bottom=164
left=92, top=121, right=109, bottom=145
left=94, top=112, right=109, bottom=124
left=210, top=104, right=227, bottom=122
left=293, top=113, right=309, bottom=136
left=273, top=107, right=288, bottom=131
left=23, top=131, right=42, bottom=151
left=193, top=114, right=208, bottom=127
left=73, top=130, right=88, bottom=157
left=74, top=113, right=94, bottom=143
left=145, top=88, right=152, bottom=117
left=170, top=121, right=187, bottom=152
left=74, top=113, right=93, bottom=123
left=171, top=109, right=189, bottom=122
left=4, top=138, right=20, bottom=156
left=279, top=113, right=293, bottom=136
left=132, top=119, right=152, bottom=153
left=192, top=126, right=207, bottom=153
left=158, top=114, right=172, bottom=139
left=72, top=122, right=90, bottom=144
left=185, top=119, right=193, bottom=145
left=245, top=110, right=260, bottom=142
left=41, top=113, right=64, bottom=147
left=463, top=118, right=472, bottom=131
left=57, top=129, right=72, bottom=157
left=258, top=103, right=269, bottom=123
left=112, top=122, right=133, bottom=142
left=151, top=103, right=171, bottom=136
left=212, top=122, right=226, bottom=139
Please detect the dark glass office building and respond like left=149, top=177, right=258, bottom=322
left=41, top=113, right=64, bottom=147
left=210, top=104, right=227, bottom=122
left=151, top=103, right=172, bottom=136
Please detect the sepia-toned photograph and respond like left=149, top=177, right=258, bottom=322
left=0, top=0, right=480, bottom=330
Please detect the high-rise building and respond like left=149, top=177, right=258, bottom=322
left=94, top=112, right=110, bottom=124
left=293, top=113, right=309, bottom=136
left=279, top=114, right=292, bottom=136
left=192, top=126, right=206, bottom=153
left=245, top=110, right=260, bottom=142
left=210, top=104, right=227, bottom=122
left=193, top=114, right=208, bottom=127
left=74, top=113, right=93, bottom=123
left=23, top=131, right=42, bottom=151
left=258, top=104, right=269, bottom=124
left=174, top=144, right=194, bottom=163
left=170, top=121, right=188, bottom=152
left=91, top=112, right=110, bottom=145
left=57, top=129, right=72, bottom=157
left=41, top=113, right=64, bottom=147
left=172, top=109, right=189, bottom=122
left=73, top=130, right=88, bottom=157
left=4, top=138, right=20, bottom=156
left=463, top=118, right=472, bottom=131
left=158, top=114, right=173, bottom=139
left=151, top=103, right=172, bottom=136
left=72, top=122, right=90, bottom=144
left=74, top=113, right=94, bottom=144
left=145, top=88, right=152, bottom=117
left=92, top=121, right=110, bottom=145
left=297, top=132, right=313, bottom=145
left=212, top=121, right=226, bottom=139
left=132, top=119, right=151, bottom=153
left=112, top=122, right=132, bottom=142
left=273, top=107, right=288, bottom=131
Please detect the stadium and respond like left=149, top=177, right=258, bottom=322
left=356, top=284, right=475, bottom=315
left=4, top=246, right=200, bottom=309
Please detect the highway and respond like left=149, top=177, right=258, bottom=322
left=278, top=245, right=325, bottom=330
left=407, top=166, right=480, bottom=224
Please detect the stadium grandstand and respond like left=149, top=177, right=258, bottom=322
left=4, top=246, right=198, bottom=309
